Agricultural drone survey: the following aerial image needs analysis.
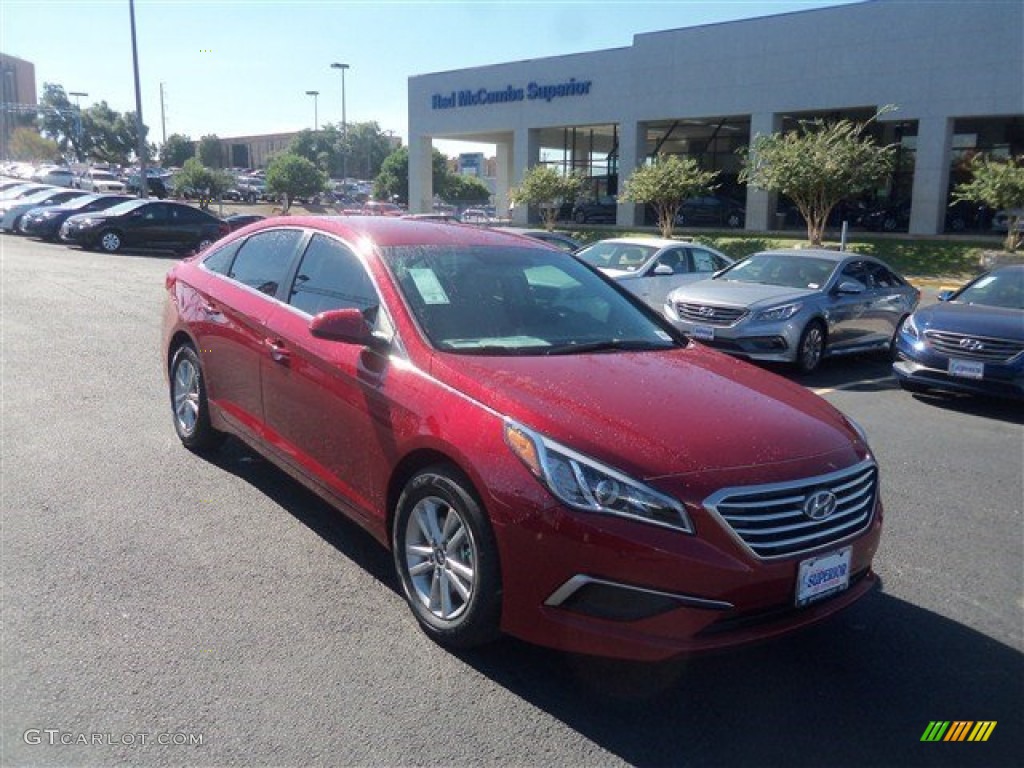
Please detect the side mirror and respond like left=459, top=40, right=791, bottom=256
left=653, top=263, right=674, bottom=275
left=309, top=307, right=387, bottom=349
left=836, top=280, right=864, bottom=295
left=937, top=290, right=955, bottom=302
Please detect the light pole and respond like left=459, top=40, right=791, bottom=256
left=305, top=90, right=319, bottom=132
left=69, top=91, right=87, bottom=162
left=330, top=63, right=349, bottom=180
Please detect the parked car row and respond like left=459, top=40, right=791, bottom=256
left=573, top=232, right=1021, bottom=399
left=1, top=176, right=233, bottom=254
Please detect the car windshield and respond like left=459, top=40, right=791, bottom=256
left=954, top=270, right=1024, bottom=310
left=384, top=244, right=678, bottom=355
left=717, top=253, right=836, bottom=290
left=574, top=242, right=657, bottom=273
left=97, top=199, right=149, bottom=216
left=91, top=172, right=118, bottom=181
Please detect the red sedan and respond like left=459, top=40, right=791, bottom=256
left=162, top=216, right=882, bottom=661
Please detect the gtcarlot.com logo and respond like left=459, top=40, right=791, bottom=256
left=921, top=721, right=997, bottom=742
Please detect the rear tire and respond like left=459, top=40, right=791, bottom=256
left=169, top=345, right=224, bottom=452
left=393, top=465, right=501, bottom=650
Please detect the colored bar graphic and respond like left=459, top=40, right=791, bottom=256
left=944, top=721, right=973, bottom=741
left=968, top=722, right=997, bottom=742
left=921, top=721, right=996, bottom=742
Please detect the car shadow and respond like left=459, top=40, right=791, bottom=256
left=903, top=390, right=1024, bottom=425
left=453, top=589, right=1022, bottom=768
left=201, top=439, right=1021, bottom=768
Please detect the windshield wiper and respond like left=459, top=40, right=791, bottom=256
left=543, top=339, right=676, bottom=355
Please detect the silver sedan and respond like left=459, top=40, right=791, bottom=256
left=663, top=249, right=920, bottom=373
left=574, top=236, right=734, bottom=311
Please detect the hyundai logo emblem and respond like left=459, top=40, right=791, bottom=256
left=803, top=490, right=838, bottom=521
left=697, top=306, right=716, bottom=317
left=959, top=338, right=985, bottom=351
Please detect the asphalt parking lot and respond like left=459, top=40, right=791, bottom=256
left=2, top=235, right=1021, bottom=767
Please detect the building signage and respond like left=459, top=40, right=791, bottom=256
left=431, top=78, right=592, bottom=110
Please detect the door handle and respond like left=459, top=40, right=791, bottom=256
left=264, top=338, right=290, bottom=364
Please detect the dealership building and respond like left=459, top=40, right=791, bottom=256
left=407, top=0, right=1023, bottom=234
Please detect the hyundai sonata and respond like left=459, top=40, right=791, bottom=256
left=163, top=217, right=883, bottom=661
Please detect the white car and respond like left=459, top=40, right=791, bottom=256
left=36, top=167, right=78, bottom=188
left=573, top=236, right=734, bottom=311
left=76, top=170, right=127, bottom=193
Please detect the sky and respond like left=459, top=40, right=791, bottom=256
left=2, top=0, right=861, bottom=156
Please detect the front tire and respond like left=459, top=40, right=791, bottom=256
left=393, top=465, right=501, bottom=649
left=169, top=345, right=224, bottom=452
left=795, top=321, right=826, bottom=374
left=99, top=229, right=122, bottom=253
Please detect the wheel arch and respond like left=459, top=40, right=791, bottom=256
left=385, top=448, right=488, bottom=553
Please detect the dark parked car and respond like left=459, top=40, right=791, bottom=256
left=60, top=199, right=229, bottom=253
left=162, top=216, right=882, bottom=661
left=893, top=265, right=1024, bottom=399
left=19, top=194, right=132, bottom=240
left=0, top=188, right=89, bottom=232
left=571, top=195, right=617, bottom=224
left=223, top=213, right=266, bottom=231
left=675, top=195, right=745, bottom=228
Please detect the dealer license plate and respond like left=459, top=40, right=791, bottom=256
left=948, top=358, right=984, bottom=379
left=692, top=325, right=715, bottom=341
left=796, top=547, right=851, bottom=607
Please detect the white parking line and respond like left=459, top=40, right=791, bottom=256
left=811, top=375, right=897, bottom=395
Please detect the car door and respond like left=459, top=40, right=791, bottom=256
left=188, top=228, right=307, bottom=439
left=633, top=246, right=692, bottom=310
left=123, top=202, right=169, bottom=247
left=825, top=260, right=876, bottom=350
left=259, top=232, right=397, bottom=524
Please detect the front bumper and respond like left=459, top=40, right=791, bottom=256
left=491, top=454, right=883, bottom=661
left=893, top=337, right=1024, bottom=400
left=663, top=306, right=803, bottom=364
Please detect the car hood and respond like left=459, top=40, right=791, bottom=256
left=914, top=301, right=1024, bottom=340
left=668, top=279, right=817, bottom=308
left=430, top=344, right=862, bottom=480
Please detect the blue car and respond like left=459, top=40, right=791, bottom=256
left=893, top=264, right=1024, bottom=399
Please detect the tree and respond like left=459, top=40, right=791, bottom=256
left=441, top=174, right=491, bottom=206
left=740, top=111, right=896, bottom=245
left=373, top=146, right=450, bottom=205
left=198, top=135, right=223, bottom=168
left=161, top=134, right=195, bottom=167
left=620, top=154, right=719, bottom=238
left=508, top=165, right=584, bottom=230
left=952, top=155, right=1024, bottom=252
left=8, top=127, right=59, bottom=162
left=38, top=83, right=82, bottom=159
left=174, top=157, right=233, bottom=210
left=265, top=153, right=326, bottom=213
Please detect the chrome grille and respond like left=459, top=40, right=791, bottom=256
left=704, top=461, right=877, bottom=559
left=924, top=330, right=1024, bottom=363
left=675, top=302, right=747, bottom=326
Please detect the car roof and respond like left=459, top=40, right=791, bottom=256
left=753, top=248, right=855, bottom=263
left=236, top=215, right=551, bottom=249
left=582, top=236, right=693, bottom=248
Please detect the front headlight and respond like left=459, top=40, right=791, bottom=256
left=755, top=302, right=803, bottom=322
left=504, top=421, right=693, bottom=533
left=901, top=314, right=921, bottom=340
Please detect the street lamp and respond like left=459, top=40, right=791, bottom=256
left=330, top=62, right=349, bottom=179
left=305, top=90, right=319, bottom=132
left=330, top=63, right=349, bottom=135
left=68, top=91, right=88, bottom=162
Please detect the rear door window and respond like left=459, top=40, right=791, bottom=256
left=227, top=229, right=305, bottom=297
